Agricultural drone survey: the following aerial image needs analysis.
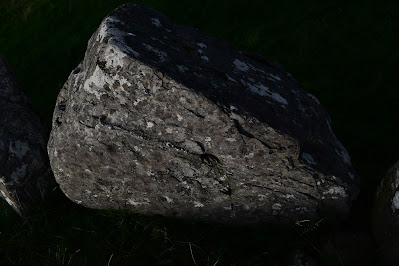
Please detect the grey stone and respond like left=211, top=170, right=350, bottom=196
left=373, top=161, right=399, bottom=264
left=48, top=3, right=359, bottom=225
left=0, top=53, right=56, bottom=216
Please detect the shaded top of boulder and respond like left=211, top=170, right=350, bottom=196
left=91, top=3, right=357, bottom=182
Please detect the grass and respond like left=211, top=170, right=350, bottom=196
left=0, top=0, right=398, bottom=264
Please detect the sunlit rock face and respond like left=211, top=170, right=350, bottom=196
left=48, top=3, right=359, bottom=225
left=373, top=161, right=399, bottom=264
left=0, top=53, right=55, bottom=217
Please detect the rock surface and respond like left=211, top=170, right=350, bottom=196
left=48, top=3, right=359, bottom=224
left=0, top=53, right=55, bottom=216
left=373, top=161, right=399, bottom=264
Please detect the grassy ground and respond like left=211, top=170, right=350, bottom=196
left=0, top=0, right=398, bottom=264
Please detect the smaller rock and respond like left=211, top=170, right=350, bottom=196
left=0, top=53, right=56, bottom=217
left=373, top=160, right=399, bottom=265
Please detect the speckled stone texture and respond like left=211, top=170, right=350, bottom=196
left=373, top=161, right=399, bottom=264
left=48, top=3, right=359, bottom=225
left=0, top=53, right=55, bottom=217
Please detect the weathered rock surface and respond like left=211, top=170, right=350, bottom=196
left=373, top=161, right=399, bottom=264
left=0, top=53, right=55, bottom=216
left=48, top=3, right=359, bottom=224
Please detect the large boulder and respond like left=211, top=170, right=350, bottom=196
left=48, top=3, right=359, bottom=225
left=0, top=53, right=55, bottom=217
left=373, top=161, right=399, bottom=264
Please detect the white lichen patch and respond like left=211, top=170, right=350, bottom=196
left=240, top=79, right=288, bottom=106
left=392, top=191, right=399, bottom=212
left=201, top=55, right=209, bottom=61
left=197, top=43, right=207, bottom=48
left=133, top=146, right=142, bottom=152
left=296, top=207, right=308, bottom=212
left=244, top=153, right=254, bottom=159
left=146, top=121, right=154, bottom=128
left=233, top=59, right=249, bottom=72
left=104, top=46, right=129, bottom=68
left=205, top=137, right=211, bottom=142
left=96, top=16, right=140, bottom=58
left=164, top=196, right=173, bottom=203
left=323, top=186, right=347, bottom=198
left=177, top=114, right=183, bottom=121
left=143, top=43, right=168, bottom=62
left=285, top=194, right=295, bottom=199
left=177, top=65, right=188, bottom=73
left=151, top=17, right=162, bottom=27
left=230, top=105, right=238, bottom=111
left=9, top=141, right=29, bottom=159
left=257, top=194, right=268, bottom=201
left=133, top=97, right=146, bottom=106
left=83, top=66, right=111, bottom=100
left=226, top=74, right=237, bottom=83
left=272, top=203, right=282, bottom=210
left=267, top=73, right=281, bottom=81
left=194, top=201, right=204, bottom=208
left=247, top=63, right=266, bottom=74
left=128, top=198, right=150, bottom=206
left=146, top=170, right=155, bottom=177
left=301, top=152, right=316, bottom=165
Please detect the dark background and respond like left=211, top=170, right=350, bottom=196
left=0, top=0, right=398, bottom=264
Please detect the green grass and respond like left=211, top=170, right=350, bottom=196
left=0, top=0, right=398, bottom=264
